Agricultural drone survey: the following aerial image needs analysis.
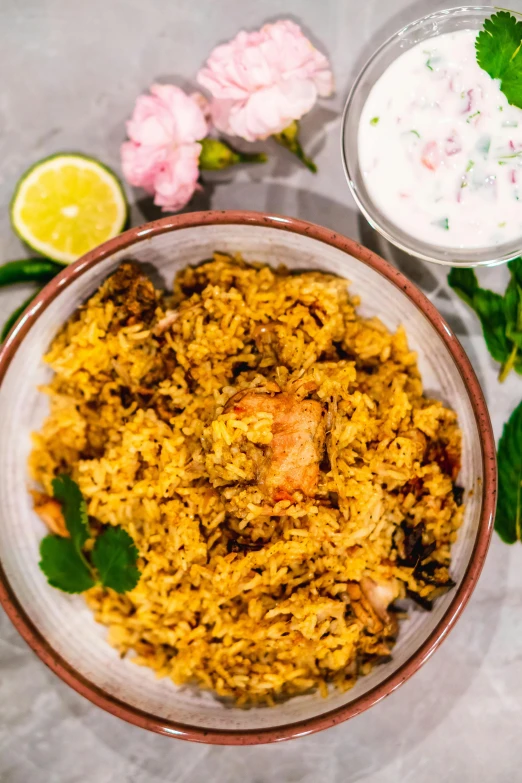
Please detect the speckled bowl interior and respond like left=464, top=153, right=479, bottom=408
left=0, top=214, right=494, bottom=743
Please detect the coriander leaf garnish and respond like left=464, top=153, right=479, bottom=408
left=476, top=11, right=522, bottom=109
left=52, top=474, right=90, bottom=553
left=37, top=476, right=141, bottom=595
left=496, top=400, right=522, bottom=543
left=39, top=536, right=95, bottom=593
left=92, top=527, right=141, bottom=594
left=476, top=11, right=522, bottom=79
left=502, top=56, right=522, bottom=109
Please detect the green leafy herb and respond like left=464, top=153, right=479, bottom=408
left=447, top=267, right=477, bottom=308
left=38, top=475, right=141, bottom=594
left=505, top=259, right=522, bottom=350
left=92, top=527, right=141, bottom=593
left=410, top=129, right=421, bottom=138
left=39, top=536, right=95, bottom=593
left=51, top=474, right=89, bottom=554
left=476, top=11, right=522, bottom=109
left=496, top=400, right=522, bottom=543
left=447, top=267, right=515, bottom=380
left=370, top=116, right=379, bottom=126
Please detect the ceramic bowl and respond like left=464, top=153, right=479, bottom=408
left=0, top=211, right=496, bottom=744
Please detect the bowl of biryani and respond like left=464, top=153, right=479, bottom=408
left=0, top=211, right=495, bottom=743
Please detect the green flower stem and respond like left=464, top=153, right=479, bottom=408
left=199, top=138, right=267, bottom=170
left=273, top=120, right=317, bottom=173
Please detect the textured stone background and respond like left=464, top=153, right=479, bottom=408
left=0, top=0, right=521, bottom=780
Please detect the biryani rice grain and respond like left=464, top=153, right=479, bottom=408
left=30, top=254, right=463, bottom=705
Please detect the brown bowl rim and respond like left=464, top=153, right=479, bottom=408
left=0, top=210, right=496, bottom=744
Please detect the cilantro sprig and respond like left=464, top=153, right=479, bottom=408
left=448, top=259, right=522, bottom=382
left=476, top=11, right=522, bottom=109
left=38, top=474, right=141, bottom=594
left=92, top=527, right=141, bottom=593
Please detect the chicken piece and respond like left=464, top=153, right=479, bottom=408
left=152, top=303, right=200, bottom=337
left=346, top=578, right=399, bottom=636
left=345, top=582, right=384, bottom=635
left=225, top=388, right=325, bottom=502
left=31, top=491, right=68, bottom=537
left=153, top=309, right=178, bottom=336
left=360, top=577, right=399, bottom=624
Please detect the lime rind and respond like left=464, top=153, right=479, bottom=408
left=10, top=153, right=128, bottom=265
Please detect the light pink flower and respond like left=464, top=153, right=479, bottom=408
left=121, top=84, right=208, bottom=212
left=197, top=20, right=334, bottom=141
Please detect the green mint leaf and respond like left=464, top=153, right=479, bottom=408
left=39, top=535, right=95, bottom=593
left=504, top=259, right=522, bottom=359
left=505, top=278, right=522, bottom=348
left=508, top=257, right=522, bottom=284
left=496, top=400, right=522, bottom=543
left=51, top=474, right=90, bottom=553
left=448, top=267, right=511, bottom=364
left=476, top=12, right=522, bottom=109
left=447, top=267, right=479, bottom=308
left=92, top=527, right=141, bottom=594
left=472, top=288, right=512, bottom=364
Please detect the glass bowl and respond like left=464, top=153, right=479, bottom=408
left=341, top=5, right=522, bottom=267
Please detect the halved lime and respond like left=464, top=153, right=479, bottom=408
left=10, top=153, right=128, bottom=264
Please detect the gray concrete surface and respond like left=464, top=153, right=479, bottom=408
left=0, top=0, right=521, bottom=780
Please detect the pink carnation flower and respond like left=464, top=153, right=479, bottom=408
left=121, top=84, right=208, bottom=212
left=197, top=20, right=334, bottom=142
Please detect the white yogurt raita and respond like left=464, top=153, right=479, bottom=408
left=359, top=30, right=522, bottom=249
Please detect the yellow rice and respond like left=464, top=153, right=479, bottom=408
left=30, top=254, right=463, bottom=706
